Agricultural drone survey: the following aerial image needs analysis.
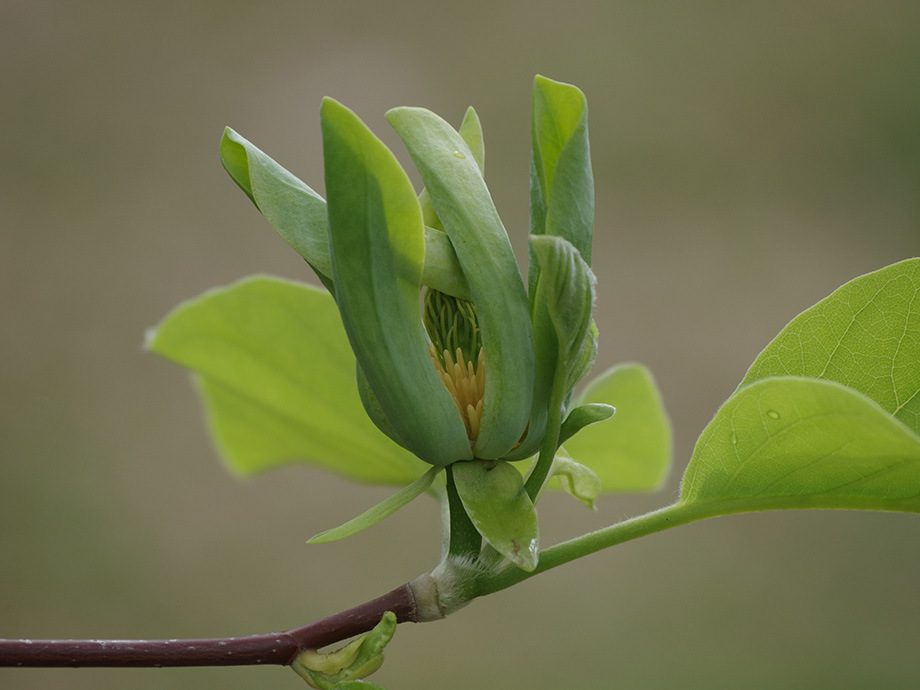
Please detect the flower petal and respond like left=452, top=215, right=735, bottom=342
left=387, top=107, right=534, bottom=459
left=321, top=98, right=471, bottom=465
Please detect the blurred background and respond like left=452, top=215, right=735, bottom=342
left=2, top=0, right=919, bottom=688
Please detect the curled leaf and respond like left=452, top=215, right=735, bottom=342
left=530, top=234, right=597, bottom=396
left=292, top=612, right=397, bottom=689
left=558, top=402, right=615, bottom=447
left=551, top=450, right=602, bottom=510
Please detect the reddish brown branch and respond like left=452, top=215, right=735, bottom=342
left=0, top=582, right=418, bottom=668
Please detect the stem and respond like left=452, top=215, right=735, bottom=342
left=0, top=500, right=747, bottom=668
left=473, top=501, right=716, bottom=597
left=445, top=463, right=482, bottom=558
left=524, top=375, right=566, bottom=501
left=0, top=582, right=420, bottom=668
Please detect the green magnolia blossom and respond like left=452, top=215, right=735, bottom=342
left=321, top=96, right=538, bottom=466
left=149, top=75, right=673, bottom=570
left=317, top=79, right=615, bottom=475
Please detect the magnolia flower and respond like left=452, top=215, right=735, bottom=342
left=320, top=97, right=540, bottom=467
left=149, top=77, right=673, bottom=571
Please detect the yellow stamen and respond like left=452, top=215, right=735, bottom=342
left=429, top=343, right=485, bottom=443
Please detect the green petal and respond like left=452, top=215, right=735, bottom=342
left=147, top=276, right=425, bottom=484
left=419, top=107, right=484, bottom=233
left=220, top=127, right=470, bottom=301
left=452, top=459, right=540, bottom=571
left=458, top=106, right=485, bottom=173
left=220, top=127, right=332, bottom=281
left=529, top=75, right=593, bottom=296
left=321, top=98, right=471, bottom=465
left=422, top=226, right=472, bottom=301
left=387, top=106, right=534, bottom=459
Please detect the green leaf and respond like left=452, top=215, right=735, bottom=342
left=558, top=403, right=615, bottom=447
left=147, top=276, right=426, bottom=484
left=530, top=235, right=596, bottom=397
left=220, top=127, right=333, bottom=281
left=452, top=459, right=540, bottom=571
left=563, top=364, right=672, bottom=492
left=529, top=75, right=593, bottom=296
left=387, top=106, right=534, bottom=460
left=550, top=450, right=602, bottom=509
left=293, top=612, right=396, bottom=689
left=741, top=258, right=920, bottom=435
left=321, top=98, right=471, bottom=466
left=681, top=376, right=920, bottom=513
left=308, top=466, right=442, bottom=543
left=520, top=235, right=597, bottom=498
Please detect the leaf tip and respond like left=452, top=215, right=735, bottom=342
left=511, top=537, right=540, bottom=572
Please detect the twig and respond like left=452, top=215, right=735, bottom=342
left=0, top=582, right=419, bottom=668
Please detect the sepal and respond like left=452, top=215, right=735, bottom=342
left=452, top=459, right=539, bottom=571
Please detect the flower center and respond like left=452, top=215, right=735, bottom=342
left=423, top=289, right=484, bottom=443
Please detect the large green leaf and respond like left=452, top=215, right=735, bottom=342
left=741, top=257, right=920, bottom=435
left=147, top=276, right=425, bottom=484
left=387, top=106, right=534, bottom=460
left=563, top=363, right=672, bottom=492
left=452, top=459, right=539, bottom=571
left=321, top=98, right=471, bottom=466
left=681, top=376, right=920, bottom=513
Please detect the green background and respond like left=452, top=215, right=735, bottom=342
left=2, top=1, right=919, bottom=688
